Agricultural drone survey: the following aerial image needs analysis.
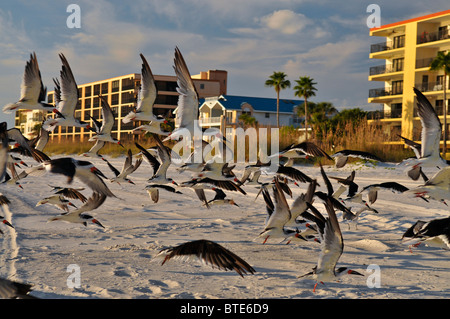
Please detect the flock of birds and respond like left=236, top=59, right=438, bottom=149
left=0, top=47, right=448, bottom=298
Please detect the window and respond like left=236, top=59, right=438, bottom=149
left=121, top=92, right=135, bottom=104
left=101, top=82, right=109, bottom=94
left=48, top=93, right=53, bottom=104
left=121, top=77, right=134, bottom=91
left=93, top=84, right=100, bottom=96
left=392, top=58, right=404, bottom=72
left=111, top=93, right=119, bottom=105
left=85, top=86, right=91, bottom=97
left=393, top=35, right=405, bottom=49
left=390, top=103, right=402, bottom=118
left=93, top=97, right=99, bottom=108
left=84, top=98, right=91, bottom=108
left=199, top=83, right=205, bottom=90
left=265, top=113, right=270, bottom=118
left=391, top=80, right=403, bottom=95
left=112, top=80, right=120, bottom=93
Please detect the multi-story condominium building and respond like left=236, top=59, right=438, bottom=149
left=15, top=69, right=227, bottom=141
left=368, top=9, right=450, bottom=143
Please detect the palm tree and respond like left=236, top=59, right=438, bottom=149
left=265, top=72, right=291, bottom=127
left=294, top=76, right=317, bottom=140
left=430, top=51, right=450, bottom=157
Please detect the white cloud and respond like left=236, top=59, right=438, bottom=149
left=260, top=9, right=310, bottom=35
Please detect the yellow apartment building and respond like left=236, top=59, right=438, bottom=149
left=368, top=9, right=450, bottom=144
left=15, top=69, right=227, bottom=141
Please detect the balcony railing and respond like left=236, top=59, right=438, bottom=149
left=367, top=109, right=402, bottom=120
left=417, top=29, right=450, bottom=44
left=174, top=116, right=222, bottom=127
left=415, top=81, right=450, bottom=93
left=369, top=87, right=403, bottom=98
left=415, top=57, right=434, bottom=69
left=369, top=64, right=404, bottom=76
left=370, top=40, right=405, bottom=53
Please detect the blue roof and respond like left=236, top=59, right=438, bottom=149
left=199, top=95, right=304, bottom=113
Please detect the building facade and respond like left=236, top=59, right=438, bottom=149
left=15, top=69, right=227, bottom=141
left=368, top=10, right=450, bottom=143
left=192, top=95, right=303, bottom=133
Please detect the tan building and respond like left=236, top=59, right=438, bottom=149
left=15, top=69, right=227, bottom=141
left=368, top=10, right=450, bottom=144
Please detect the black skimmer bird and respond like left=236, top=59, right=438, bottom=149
left=26, top=157, right=115, bottom=198
left=103, top=149, right=142, bottom=185
left=331, top=149, right=384, bottom=168
left=239, top=160, right=271, bottom=185
left=270, top=141, right=332, bottom=166
left=339, top=193, right=379, bottom=229
left=401, top=88, right=448, bottom=180
left=122, top=54, right=166, bottom=128
left=48, top=192, right=106, bottom=228
left=145, top=184, right=182, bottom=203
left=3, top=53, right=61, bottom=117
left=205, top=188, right=239, bottom=207
left=36, top=195, right=77, bottom=212
left=163, top=47, right=202, bottom=142
left=0, top=215, right=14, bottom=235
left=0, top=277, right=37, bottom=299
left=81, top=139, right=106, bottom=159
left=287, top=179, right=317, bottom=227
left=298, top=198, right=363, bottom=292
left=360, top=182, right=411, bottom=205
left=404, top=167, right=450, bottom=205
left=314, top=164, right=355, bottom=217
left=42, top=54, right=93, bottom=132
left=32, top=126, right=49, bottom=152
left=156, top=239, right=256, bottom=277
left=88, top=95, right=124, bottom=147
left=0, top=194, right=14, bottom=234
left=398, top=134, right=422, bottom=159
left=257, top=179, right=307, bottom=244
left=49, top=185, right=87, bottom=203
left=135, top=137, right=177, bottom=186
left=3, top=122, right=50, bottom=164
left=189, top=160, right=247, bottom=195
left=402, top=216, right=450, bottom=251
left=2, top=170, right=27, bottom=189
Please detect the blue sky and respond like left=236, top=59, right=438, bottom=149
left=1, top=0, right=449, bottom=126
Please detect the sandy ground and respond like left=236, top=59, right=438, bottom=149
left=0, top=153, right=449, bottom=300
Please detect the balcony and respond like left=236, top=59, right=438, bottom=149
left=369, top=87, right=403, bottom=98
left=415, top=81, right=450, bottom=93
left=370, top=40, right=405, bottom=53
left=369, top=64, right=404, bottom=76
left=417, top=29, right=450, bottom=45
left=415, top=57, right=434, bottom=69
left=174, top=116, right=222, bottom=128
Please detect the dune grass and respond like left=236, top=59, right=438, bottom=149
left=42, top=119, right=413, bottom=165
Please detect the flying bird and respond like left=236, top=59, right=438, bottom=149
left=103, top=149, right=142, bottom=185
left=401, top=88, right=448, bottom=180
left=298, top=198, right=364, bottom=292
left=156, top=239, right=256, bottom=277
left=26, top=157, right=115, bottom=198
left=331, top=149, right=384, bottom=168
left=48, top=192, right=106, bottom=228
left=3, top=52, right=61, bottom=117
left=88, top=95, right=124, bottom=147
left=42, top=54, right=93, bottom=132
left=122, top=53, right=166, bottom=126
